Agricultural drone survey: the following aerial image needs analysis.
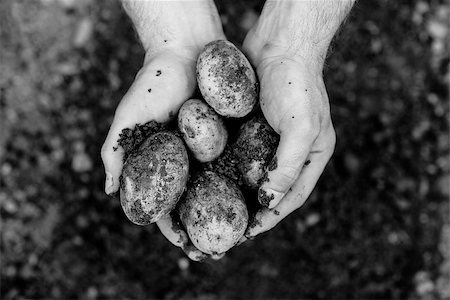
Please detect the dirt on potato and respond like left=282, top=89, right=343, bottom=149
left=203, top=145, right=242, bottom=185
left=234, top=115, right=279, bottom=189
left=178, top=99, right=228, bottom=162
left=120, top=131, right=189, bottom=225
left=117, top=120, right=167, bottom=161
left=178, top=170, right=248, bottom=255
left=197, top=40, right=258, bottom=117
left=117, top=112, right=277, bottom=222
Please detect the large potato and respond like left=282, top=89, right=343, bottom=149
left=178, top=99, right=228, bottom=162
left=234, top=116, right=279, bottom=189
left=179, top=171, right=248, bottom=255
left=196, top=40, right=257, bottom=118
left=120, top=131, right=189, bottom=225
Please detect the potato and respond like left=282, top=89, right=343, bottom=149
left=120, top=131, right=189, bottom=225
left=196, top=40, right=257, bottom=118
left=178, top=99, right=228, bottom=162
left=234, top=116, right=279, bottom=189
left=179, top=171, right=248, bottom=255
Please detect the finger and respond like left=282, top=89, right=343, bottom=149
left=101, top=53, right=196, bottom=195
left=156, top=214, right=209, bottom=262
left=242, top=25, right=264, bottom=66
left=259, top=106, right=320, bottom=209
left=156, top=214, right=188, bottom=248
left=248, top=131, right=335, bottom=238
left=182, top=244, right=209, bottom=262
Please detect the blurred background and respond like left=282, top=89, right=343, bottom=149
left=1, top=0, right=449, bottom=299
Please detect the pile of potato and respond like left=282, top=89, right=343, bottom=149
left=119, top=40, right=278, bottom=255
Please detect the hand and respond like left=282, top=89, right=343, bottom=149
left=241, top=48, right=336, bottom=240
left=101, top=0, right=225, bottom=261
left=239, top=0, right=354, bottom=241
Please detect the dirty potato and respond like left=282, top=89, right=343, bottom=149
left=196, top=40, right=258, bottom=118
left=120, top=132, right=189, bottom=225
left=234, top=115, right=279, bottom=189
left=178, top=99, right=228, bottom=162
left=179, top=171, right=248, bottom=255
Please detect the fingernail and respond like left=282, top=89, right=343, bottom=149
left=237, top=236, right=247, bottom=246
left=105, top=171, right=115, bottom=195
left=185, top=251, right=199, bottom=261
left=187, top=250, right=207, bottom=262
left=258, top=188, right=284, bottom=208
left=244, top=232, right=255, bottom=240
left=211, top=252, right=225, bottom=260
left=182, top=244, right=208, bottom=262
left=268, top=190, right=284, bottom=209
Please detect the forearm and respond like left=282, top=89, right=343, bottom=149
left=121, top=0, right=224, bottom=56
left=251, top=0, right=355, bottom=69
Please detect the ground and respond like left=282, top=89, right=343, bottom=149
left=1, top=0, right=449, bottom=299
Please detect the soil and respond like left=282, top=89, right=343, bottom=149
left=1, top=0, right=448, bottom=299
left=117, top=121, right=167, bottom=161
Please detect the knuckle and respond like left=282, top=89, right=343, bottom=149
left=275, top=165, right=299, bottom=184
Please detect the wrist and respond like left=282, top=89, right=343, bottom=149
left=256, top=49, right=324, bottom=85
left=138, top=26, right=225, bottom=59
left=246, top=0, right=354, bottom=71
left=255, top=42, right=328, bottom=75
left=122, top=0, right=225, bottom=57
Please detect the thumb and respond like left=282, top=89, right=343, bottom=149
left=258, top=110, right=319, bottom=208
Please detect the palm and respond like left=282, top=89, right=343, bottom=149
left=257, top=57, right=325, bottom=138
left=240, top=35, right=336, bottom=238
left=101, top=51, right=197, bottom=189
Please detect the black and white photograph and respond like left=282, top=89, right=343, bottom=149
left=1, top=0, right=449, bottom=299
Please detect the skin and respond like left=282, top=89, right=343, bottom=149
left=101, top=0, right=225, bottom=261
left=101, top=0, right=355, bottom=260
left=239, top=0, right=355, bottom=242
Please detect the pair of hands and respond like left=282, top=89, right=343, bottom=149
left=101, top=0, right=339, bottom=261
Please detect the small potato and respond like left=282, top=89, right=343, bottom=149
left=120, top=132, right=189, bottom=225
left=196, top=40, right=257, bottom=118
left=179, top=171, right=248, bottom=255
left=234, top=116, right=279, bottom=189
left=178, top=99, right=228, bottom=162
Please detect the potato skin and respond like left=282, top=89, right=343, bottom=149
left=179, top=171, right=248, bottom=255
left=234, top=116, right=279, bottom=189
left=196, top=40, right=257, bottom=118
left=178, top=99, right=228, bottom=162
left=120, top=132, right=189, bottom=225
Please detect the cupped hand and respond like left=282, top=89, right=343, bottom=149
left=240, top=37, right=336, bottom=241
left=235, top=0, right=355, bottom=242
left=101, top=0, right=225, bottom=261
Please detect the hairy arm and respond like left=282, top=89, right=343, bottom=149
left=121, top=0, right=224, bottom=57
left=245, top=0, right=355, bottom=71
